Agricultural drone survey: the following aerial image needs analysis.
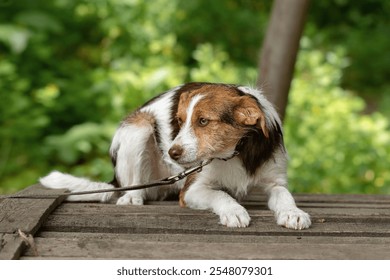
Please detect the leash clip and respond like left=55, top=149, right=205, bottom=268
left=165, top=158, right=213, bottom=183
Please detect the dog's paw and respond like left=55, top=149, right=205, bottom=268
left=219, top=205, right=251, bottom=228
left=116, top=194, right=144, bottom=205
left=275, top=208, right=311, bottom=230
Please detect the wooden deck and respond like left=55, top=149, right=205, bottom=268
left=1, top=184, right=390, bottom=260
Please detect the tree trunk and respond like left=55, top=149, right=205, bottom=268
left=257, top=0, right=310, bottom=121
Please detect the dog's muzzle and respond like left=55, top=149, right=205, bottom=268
left=168, top=144, right=183, bottom=161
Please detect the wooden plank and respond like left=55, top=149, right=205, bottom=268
left=246, top=192, right=390, bottom=204
left=53, top=203, right=215, bottom=215
left=36, top=231, right=390, bottom=245
left=48, top=203, right=390, bottom=230
left=145, top=192, right=390, bottom=205
left=294, top=203, right=390, bottom=209
left=52, top=203, right=390, bottom=217
left=0, top=184, right=66, bottom=233
left=293, top=193, right=390, bottom=203
left=0, top=233, right=26, bottom=260
left=22, top=236, right=390, bottom=259
left=0, top=184, right=66, bottom=260
left=42, top=211, right=390, bottom=236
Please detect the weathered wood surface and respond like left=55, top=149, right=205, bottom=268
left=1, top=184, right=390, bottom=259
left=0, top=185, right=67, bottom=259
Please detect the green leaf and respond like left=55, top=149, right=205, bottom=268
left=0, top=24, right=30, bottom=53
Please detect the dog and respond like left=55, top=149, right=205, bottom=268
left=40, top=82, right=311, bottom=229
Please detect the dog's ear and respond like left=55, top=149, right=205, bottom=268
left=234, top=96, right=269, bottom=138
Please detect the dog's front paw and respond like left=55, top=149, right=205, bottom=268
left=275, top=208, right=311, bottom=230
left=116, top=193, right=144, bottom=205
left=219, top=205, right=251, bottom=228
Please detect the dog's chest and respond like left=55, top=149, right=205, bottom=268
left=203, top=158, right=257, bottom=197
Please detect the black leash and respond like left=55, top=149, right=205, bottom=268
left=3, top=159, right=214, bottom=199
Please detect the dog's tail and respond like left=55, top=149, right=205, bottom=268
left=39, top=171, right=116, bottom=202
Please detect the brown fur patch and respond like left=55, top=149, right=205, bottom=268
left=176, top=84, right=240, bottom=126
left=179, top=173, right=198, bottom=208
left=233, top=96, right=269, bottom=138
left=123, top=111, right=156, bottom=127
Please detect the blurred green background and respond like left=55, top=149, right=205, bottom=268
left=0, top=0, right=389, bottom=195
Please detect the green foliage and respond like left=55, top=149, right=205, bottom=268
left=44, top=122, right=116, bottom=181
left=173, top=0, right=271, bottom=66
left=0, top=0, right=389, bottom=194
left=285, top=46, right=390, bottom=194
left=190, top=43, right=257, bottom=84
left=306, top=0, right=390, bottom=97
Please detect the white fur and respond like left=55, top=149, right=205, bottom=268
left=183, top=160, right=252, bottom=227
left=39, top=171, right=114, bottom=202
left=40, top=83, right=311, bottom=230
left=140, top=88, right=178, bottom=156
left=170, top=94, right=204, bottom=165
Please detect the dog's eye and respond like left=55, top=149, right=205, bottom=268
left=198, top=118, right=209, bottom=127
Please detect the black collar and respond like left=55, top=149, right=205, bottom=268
left=217, top=151, right=239, bottom=161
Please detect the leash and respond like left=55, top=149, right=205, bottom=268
left=3, top=158, right=214, bottom=199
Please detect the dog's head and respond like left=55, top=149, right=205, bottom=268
left=168, top=83, right=284, bottom=173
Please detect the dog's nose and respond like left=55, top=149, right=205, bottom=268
left=168, top=145, right=183, bottom=160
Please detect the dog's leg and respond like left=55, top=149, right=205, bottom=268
left=259, top=150, right=311, bottom=230
left=112, top=123, right=158, bottom=206
left=183, top=183, right=251, bottom=228
left=266, top=186, right=311, bottom=230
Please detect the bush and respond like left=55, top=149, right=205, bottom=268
left=285, top=44, right=390, bottom=194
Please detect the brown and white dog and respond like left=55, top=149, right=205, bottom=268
left=40, top=82, right=311, bottom=229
